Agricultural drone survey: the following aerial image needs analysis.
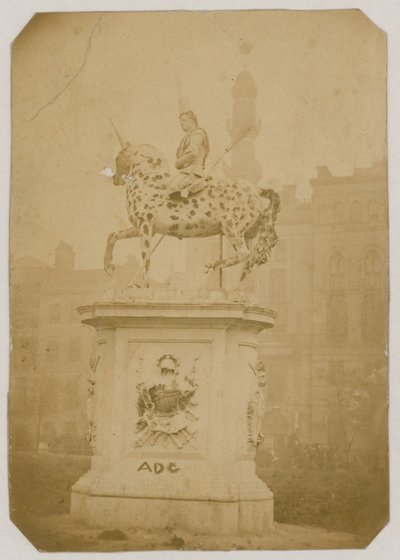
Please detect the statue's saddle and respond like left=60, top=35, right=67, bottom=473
left=169, top=175, right=212, bottom=199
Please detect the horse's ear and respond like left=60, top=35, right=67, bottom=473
left=121, top=142, right=131, bottom=153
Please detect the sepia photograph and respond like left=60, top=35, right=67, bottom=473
left=6, top=6, right=392, bottom=553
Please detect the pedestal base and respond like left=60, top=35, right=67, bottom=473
left=71, top=300, right=275, bottom=536
left=71, top=493, right=273, bottom=536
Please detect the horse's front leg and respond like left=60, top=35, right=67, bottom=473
left=130, top=218, right=153, bottom=288
left=104, top=226, right=139, bottom=276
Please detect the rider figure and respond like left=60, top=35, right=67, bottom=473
left=169, top=111, right=210, bottom=198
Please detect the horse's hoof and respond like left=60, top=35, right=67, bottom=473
left=128, top=282, right=150, bottom=289
left=104, top=262, right=115, bottom=277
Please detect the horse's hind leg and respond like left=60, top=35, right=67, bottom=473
left=238, top=234, right=256, bottom=283
left=239, top=255, right=255, bottom=284
left=104, top=226, right=139, bottom=276
left=206, top=231, right=250, bottom=271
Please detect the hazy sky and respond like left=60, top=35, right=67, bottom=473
left=11, top=10, right=386, bottom=275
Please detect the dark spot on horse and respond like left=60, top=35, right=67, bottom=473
left=171, top=215, right=179, bottom=221
left=155, top=175, right=162, bottom=180
left=138, top=171, right=143, bottom=178
left=141, top=252, right=146, bottom=259
left=200, top=197, right=205, bottom=202
left=190, top=210, right=196, bottom=216
left=144, top=239, right=150, bottom=248
left=185, top=224, right=193, bottom=230
left=144, top=176, right=149, bottom=180
left=146, top=213, right=153, bottom=221
left=169, top=224, right=179, bottom=231
left=205, top=211, right=212, bottom=217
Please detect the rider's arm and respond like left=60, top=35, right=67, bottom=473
left=175, top=132, right=203, bottom=170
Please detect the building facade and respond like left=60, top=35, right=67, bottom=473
left=257, top=162, right=388, bottom=453
left=186, top=69, right=388, bottom=454
left=10, top=242, right=139, bottom=450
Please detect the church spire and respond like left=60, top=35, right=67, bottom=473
left=225, top=44, right=262, bottom=185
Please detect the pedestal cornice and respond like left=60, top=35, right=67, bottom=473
left=78, top=301, right=276, bottom=332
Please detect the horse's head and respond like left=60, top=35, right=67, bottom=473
left=113, top=143, right=134, bottom=186
left=113, top=143, right=169, bottom=186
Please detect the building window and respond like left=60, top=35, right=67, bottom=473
left=319, top=205, right=332, bottom=224
left=262, top=409, right=289, bottom=455
left=350, top=200, right=361, bottom=222
left=327, top=360, right=345, bottom=386
left=326, top=294, right=348, bottom=344
left=270, top=268, right=287, bottom=332
left=329, top=251, right=345, bottom=291
left=49, top=304, right=61, bottom=322
left=367, top=199, right=379, bottom=222
left=68, top=338, right=81, bottom=361
left=333, top=202, right=344, bottom=222
left=364, top=250, right=381, bottom=290
left=267, top=361, right=287, bottom=403
left=362, top=293, right=384, bottom=346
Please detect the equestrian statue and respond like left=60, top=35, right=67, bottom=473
left=104, top=108, right=281, bottom=289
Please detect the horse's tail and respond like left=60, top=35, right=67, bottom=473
left=254, top=188, right=281, bottom=265
left=240, top=188, right=281, bottom=282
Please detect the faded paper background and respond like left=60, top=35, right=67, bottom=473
left=4, top=5, right=395, bottom=556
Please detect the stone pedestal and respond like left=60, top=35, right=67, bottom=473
left=71, top=300, right=275, bottom=536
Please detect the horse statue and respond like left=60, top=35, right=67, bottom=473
left=104, top=136, right=281, bottom=288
